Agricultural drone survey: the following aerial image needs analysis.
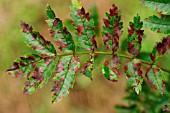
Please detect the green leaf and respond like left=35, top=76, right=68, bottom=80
left=146, top=65, right=165, bottom=94
left=52, top=55, right=80, bottom=103
left=20, top=21, right=56, bottom=57
left=102, top=4, right=123, bottom=52
left=46, top=5, right=75, bottom=52
left=144, top=15, right=170, bottom=34
left=127, top=15, right=144, bottom=56
left=124, top=59, right=143, bottom=94
left=102, top=55, right=120, bottom=82
left=70, top=1, right=97, bottom=51
left=143, top=0, right=170, bottom=15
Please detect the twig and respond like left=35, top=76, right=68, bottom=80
left=57, top=51, right=170, bottom=73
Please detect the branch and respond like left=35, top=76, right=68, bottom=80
left=57, top=51, right=170, bottom=73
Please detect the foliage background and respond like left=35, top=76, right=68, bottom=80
left=0, top=0, right=169, bottom=113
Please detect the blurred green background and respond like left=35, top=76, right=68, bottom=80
left=0, top=0, right=169, bottom=113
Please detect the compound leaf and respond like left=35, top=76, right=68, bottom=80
left=70, top=0, right=97, bottom=51
left=52, top=55, right=80, bottom=103
left=102, top=4, right=123, bottom=52
left=102, top=55, right=120, bottom=82
left=46, top=5, right=75, bottom=52
left=127, top=15, right=144, bottom=56
left=144, top=15, right=170, bottom=34
left=20, top=21, right=56, bottom=57
left=124, top=59, right=143, bottom=94
left=146, top=65, right=165, bottom=94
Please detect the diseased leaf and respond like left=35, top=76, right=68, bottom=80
left=46, top=5, right=75, bottom=52
left=144, top=15, right=170, bottom=34
left=23, top=56, right=59, bottom=94
left=146, top=65, right=165, bottom=94
left=20, top=21, right=56, bottom=57
left=52, top=55, right=80, bottom=103
left=102, top=4, right=123, bottom=52
left=102, top=55, right=120, bottom=82
left=124, top=59, right=143, bottom=94
left=143, top=0, right=170, bottom=15
left=7, top=54, right=59, bottom=94
left=81, top=58, right=94, bottom=80
left=8, top=0, right=170, bottom=106
left=70, top=0, right=97, bottom=51
left=127, top=15, right=144, bottom=56
left=7, top=54, right=42, bottom=78
left=150, top=36, right=170, bottom=61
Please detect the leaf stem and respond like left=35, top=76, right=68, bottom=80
left=57, top=51, right=170, bottom=73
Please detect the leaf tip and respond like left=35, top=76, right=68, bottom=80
left=71, top=0, right=82, bottom=9
left=46, top=4, right=55, bottom=19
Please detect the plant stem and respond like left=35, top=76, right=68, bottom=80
left=57, top=51, right=170, bottom=73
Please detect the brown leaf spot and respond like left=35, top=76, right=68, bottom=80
left=155, top=6, right=159, bottom=11
left=128, top=24, right=134, bottom=36
left=56, top=39, right=68, bottom=51
left=76, top=25, right=84, bottom=36
left=103, top=19, right=110, bottom=28
left=20, top=61, right=25, bottom=66
left=90, top=35, right=97, bottom=50
left=7, top=62, right=19, bottom=72
left=109, top=4, right=119, bottom=17
left=28, top=56, right=36, bottom=60
left=56, top=62, right=64, bottom=73
left=20, top=21, right=33, bottom=33
left=77, top=7, right=90, bottom=21
left=81, top=61, right=93, bottom=74
left=133, top=61, right=142, bottom=76
left=127, top=42, right=139, bottom=56
left=104, top=60, right=109, bottom=67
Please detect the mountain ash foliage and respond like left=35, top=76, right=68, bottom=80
left=6, top=0, right=170, bottom=109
